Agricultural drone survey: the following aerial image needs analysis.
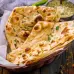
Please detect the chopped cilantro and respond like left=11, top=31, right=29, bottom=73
left=14, top=39, right=17, bottom=42
left=14, top=39, right=19, bottom=43
left=13, top=28, right=15, bottom=32
left=56, top=26, right=59, bottom=30
left=48, top=35, right=51, bottom=41
left=24, top=26, right=32, bottom=31
left=61, top=13, right=64, bottom=15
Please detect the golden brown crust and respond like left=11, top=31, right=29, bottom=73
left=5, top=6, right=60, bottom=51
left=7, top=20, right=74, bottom=65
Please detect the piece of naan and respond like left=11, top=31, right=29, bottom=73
left=5, top=6, right=60, bottom=51
left=7, top=21, right=74, bottom=65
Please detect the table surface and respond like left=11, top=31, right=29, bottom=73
left=0, top=66, right=74, bottom=74
left=0, top=67, right=74, bottom=74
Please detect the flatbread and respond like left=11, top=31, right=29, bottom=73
left=5, top=6, right=60, bottom=51
left=7, top=21, right=54, bottom=64
left=7, top=21, right=74, bottom=65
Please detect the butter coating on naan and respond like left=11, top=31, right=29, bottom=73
left=7, top=21, right=74, bottom=65
left=7, top=21, right=54, bottom=64
left=5, top=6, right=60, bottom=51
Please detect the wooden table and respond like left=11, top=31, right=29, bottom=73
left=0, top=65, right=61, bottom=74
left=0, top=53, right=74, bottom=74
left=0, top=66, right=74, bottom=74
left=0, top=60, right=60, bottom=74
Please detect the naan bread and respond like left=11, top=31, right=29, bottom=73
left=5, top=6, right=60, bottom=51
left=7, top=21, right=54, bottom=64
left=7, top=21, right=74, bottom=65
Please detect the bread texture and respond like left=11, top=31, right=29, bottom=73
left=5, top=6, right=60, bottom=51
left=7, top=20, right=74, bottom=65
